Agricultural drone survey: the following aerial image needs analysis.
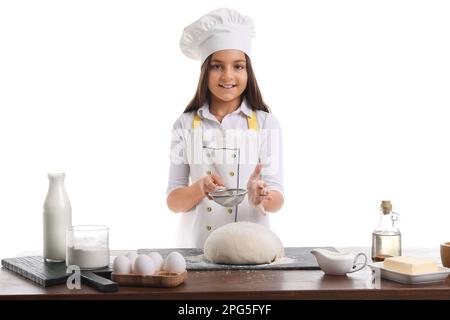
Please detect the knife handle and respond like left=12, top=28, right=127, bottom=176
left=81, top=271, right=118, bottom=292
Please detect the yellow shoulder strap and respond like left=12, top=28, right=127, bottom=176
left=191, top=111, right=258, bottom=130
left=247, top=111, right=259, bottom=130
left=192, top=114, right=202, bottom=129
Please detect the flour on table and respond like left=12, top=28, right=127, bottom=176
left=270, top=256, right=296, bottom=265
left=185, top=254, right=295, bottom=267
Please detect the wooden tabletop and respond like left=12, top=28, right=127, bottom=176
left=1, top=248, right=449, bottom=300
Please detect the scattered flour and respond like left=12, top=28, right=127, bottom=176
left=270, top=256, right=296, bottom=265
left=185, top=254, right=296, bottom=269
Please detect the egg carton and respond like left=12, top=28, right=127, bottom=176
left=111, top=271, right=187, bottom=288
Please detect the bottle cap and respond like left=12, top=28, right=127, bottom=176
left=380, top=200, right=392, bottom=214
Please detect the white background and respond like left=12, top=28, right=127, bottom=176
left=1, top=0, right=449, bottom=257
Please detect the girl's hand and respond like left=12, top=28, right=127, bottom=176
left=247, top=164, right=272, bottom=215
left=199, top=173, right=225, bottom=199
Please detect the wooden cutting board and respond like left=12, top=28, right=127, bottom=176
left=138, top=247, right=337, bottom=271
left=1, top=256, right=117, bottom=292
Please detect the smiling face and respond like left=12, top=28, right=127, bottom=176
left=207, top=50, right=248, bottom=106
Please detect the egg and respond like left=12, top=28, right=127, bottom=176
left=134, top=254, right=155, bottom=275
left=112, top=255, right=131, bottom=274
left=126, top=251, right=139, bottom=273
left=147, top=252, right=164, bottom=272
left=164, top=251, right=186, bottom=273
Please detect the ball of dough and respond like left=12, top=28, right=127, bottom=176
left=204, top=222, right=284, bottom=264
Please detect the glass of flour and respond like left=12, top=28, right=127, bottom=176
left=66, top=225, right=110, bottom=270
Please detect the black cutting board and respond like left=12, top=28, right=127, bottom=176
left=138, top=247, right=337, bottom=271
left=1, top=256, right=117, bottom=292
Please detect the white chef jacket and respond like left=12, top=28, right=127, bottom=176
left=167, top=99, right=283, bottom=248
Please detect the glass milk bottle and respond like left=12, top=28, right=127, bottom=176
left=371, top=200, right=401, bottom=262
left=43, top=173, right=72, bottom=262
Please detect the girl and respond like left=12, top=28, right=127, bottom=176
left=167, top=8, right=284, bottom=248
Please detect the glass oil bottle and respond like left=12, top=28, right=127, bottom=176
left=371, top=200, right=401, bottom=262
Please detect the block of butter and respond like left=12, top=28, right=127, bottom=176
left=383, top=256, right=439, bottom=274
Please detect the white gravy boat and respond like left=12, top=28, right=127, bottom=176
left=311, top=248, right=368, bottom=275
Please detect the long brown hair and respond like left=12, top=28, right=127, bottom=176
left=184, top=53, right=270, bottom=113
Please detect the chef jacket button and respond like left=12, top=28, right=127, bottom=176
left=227, top=208, right=233, bottom=214
left=231, top=153, right=237, bottom=158
left=206, top=170, right=212, bottom=175
left=206, top=153, right=211, bottom=158
left=206, top=225, right=212, bottom=231
left=229, top=171, right=235, bottom=177
left=206, top=207, right=212, bottom=212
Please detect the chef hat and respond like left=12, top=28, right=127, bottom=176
left=180, top=8, right=255, bottom=63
